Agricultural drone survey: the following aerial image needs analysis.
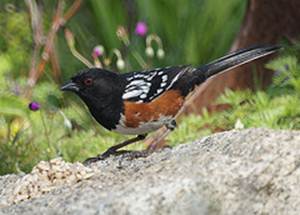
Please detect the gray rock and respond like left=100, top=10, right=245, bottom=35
left=1, top=128, right=300, bottom=215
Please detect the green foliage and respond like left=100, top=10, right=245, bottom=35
left=0, top=95, right=29, bottom=117
left=135, top=0, right=245, bottom=64
left=0, top=8, right=32, bottom=77
left=59, top=0, right=246, bottom=76
left=0, top=0, right=246, bottom=78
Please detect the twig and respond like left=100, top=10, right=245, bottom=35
left=25, top=0, right=44, bottom=91
left=25, top=0, right=43, bottom=44
left=25, top=0, right=83, bottom=97
left=63, top=0, right=83, bottom=21
left=50, top=47, right=62, bottom=83
left=26, top=0, right=64, bottom=95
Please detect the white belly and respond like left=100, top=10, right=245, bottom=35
left=112, top=115, right=173, bottom=135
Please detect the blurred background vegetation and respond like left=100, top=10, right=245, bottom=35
left=0, top=0, right=299, bottom=175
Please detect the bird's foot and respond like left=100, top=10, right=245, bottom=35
left=84, top=134, right=148, bottom=165
left=83, top=156, right=103, bottom=166
left=83, top=149, right=151, bottom=165
left=83, top=147, right=121, bottom=165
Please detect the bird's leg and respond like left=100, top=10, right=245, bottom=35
left=146, top=119, right=176, bottom=151
left=83, top=134, right=147, bottom=165
left=166, top=119, right=177, bottom=131
left=101, top=134, right=147, bottom=157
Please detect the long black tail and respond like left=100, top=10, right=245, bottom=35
left=196, top=45, right=281, bottom=79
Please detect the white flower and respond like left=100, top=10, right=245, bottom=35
left=234, top=118, right=244, bottom=129
left=145, top=47, right=154, bottom=58
left=157, top=48, right=165, bottom=59
left=59, top=111, right=72, bottom=130
left=117, top=59, right=125, bottom=70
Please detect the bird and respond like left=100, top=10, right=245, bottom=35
left=61, top=45, right=280, bottom=164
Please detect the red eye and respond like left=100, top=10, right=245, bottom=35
left=84, top=78, right=93, bottom=86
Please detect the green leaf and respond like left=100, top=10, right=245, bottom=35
left=0, top=95, right=29, bottom=117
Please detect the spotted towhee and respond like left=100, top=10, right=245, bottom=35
left=61, top=45, right=280, bottom=164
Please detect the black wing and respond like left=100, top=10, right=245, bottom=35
left=121, top=66, right=191, bottom=103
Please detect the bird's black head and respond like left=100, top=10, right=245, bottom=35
left=61, top=68, right=123, bottom=109
left=61, top=68, right=125, bottom=130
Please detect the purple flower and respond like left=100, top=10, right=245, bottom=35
left=92, top=45, right=104, bottom=58
left=135, top=21, right=148, bottom=37
left=28, top=102, right=40, bottom=111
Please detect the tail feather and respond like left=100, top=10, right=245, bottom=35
left=196, top=45, right=281, bottom=79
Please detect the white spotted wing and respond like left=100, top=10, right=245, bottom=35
left=121, top=66, right=191, bottom=103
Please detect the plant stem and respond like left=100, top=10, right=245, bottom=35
left=69, top=46, right=94, bottom=68
left=132, top=50, right=147, bottom=68
left=40, top=111, right=52, bottom=160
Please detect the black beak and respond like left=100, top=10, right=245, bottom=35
left=60, top=81, right=79, bottom=92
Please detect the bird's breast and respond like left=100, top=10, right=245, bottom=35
left=113, top=90, right=184, bottom=135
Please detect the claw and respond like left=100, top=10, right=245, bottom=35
left=83, top=149, right=151, bottom=166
